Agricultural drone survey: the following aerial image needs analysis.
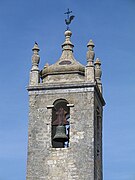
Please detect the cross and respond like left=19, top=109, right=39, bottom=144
left=64, top=8, right=72, bottom=20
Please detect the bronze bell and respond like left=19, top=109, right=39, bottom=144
left=53, top=125, right=68, bottom=142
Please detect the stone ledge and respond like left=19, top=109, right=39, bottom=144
left=27, top=82, right=105, bottom=106
left=27, top=82, right=96, bottom=91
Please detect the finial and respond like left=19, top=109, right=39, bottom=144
left=61, top=30, right=74, bottom=51
left=32, top=41, right=40, bottom=52
left=86, top=39, right=95, bottom=66
left=64, top=8, right=75, bottom=30
left=29, top=42, right=40, bottom=85
left=95, top=58, right=102, bottom=93
left=31, top=42, right=40, bottom=70
left=87, top=39, right=95, bottom=48
left=95, top=58, right=101, bottom=66
left=44, top=63, right=49, bottom=68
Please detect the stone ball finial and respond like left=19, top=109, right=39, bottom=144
left=64, top=30, right=72, bottom=37
left=62, top=30, right=74, bottom=51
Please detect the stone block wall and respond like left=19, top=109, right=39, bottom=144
left=27, top=85, right=99, bottom=180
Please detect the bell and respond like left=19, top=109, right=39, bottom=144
left=53, top=125, right=68, bottom=142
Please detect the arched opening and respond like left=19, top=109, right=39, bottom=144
left=52, top=99, right=70, bottom=148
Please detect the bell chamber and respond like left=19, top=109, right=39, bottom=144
left=52, top=99, right=70, bottom=148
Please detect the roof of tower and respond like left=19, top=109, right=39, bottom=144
left=41, top=30, right=85, bottom=80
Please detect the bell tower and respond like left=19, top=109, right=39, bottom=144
left=27, top=25, right=105, bottom=179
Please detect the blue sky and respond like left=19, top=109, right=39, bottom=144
left=0, top=0, right=135, bottom=179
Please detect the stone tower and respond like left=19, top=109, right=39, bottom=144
left=27, top=30, right=105, bottom=180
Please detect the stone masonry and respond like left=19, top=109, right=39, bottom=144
left=27, top=30, right=105, bottom=180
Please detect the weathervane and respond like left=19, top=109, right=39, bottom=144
left=64, top=8, right=75, bottom=30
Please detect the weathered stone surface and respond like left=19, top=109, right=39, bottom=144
left=27, top=29, right=105, bottom=180
left=27, top=82, right=104, bottom=180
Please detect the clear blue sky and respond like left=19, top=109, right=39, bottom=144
left=0, top=0, right=135, bottom=180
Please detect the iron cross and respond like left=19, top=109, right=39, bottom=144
left=64, top=8, right=72, bottom=19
